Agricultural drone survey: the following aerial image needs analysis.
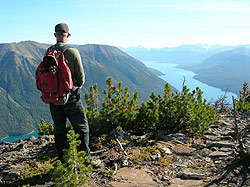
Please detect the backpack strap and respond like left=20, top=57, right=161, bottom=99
left=46, top=46, right=54, bottom=54
left=46, top=44, right=72, bottom=54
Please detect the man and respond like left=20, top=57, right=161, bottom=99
left=49, top=23, right=90, bottom=162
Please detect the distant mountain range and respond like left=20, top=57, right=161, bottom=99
left=120, top=44, right=250, bottom=65
left=0, top=41, right=173, bottom=140
left=121, top=44, right=250, bottom=95
left=186, top=47, right=250, bottom=94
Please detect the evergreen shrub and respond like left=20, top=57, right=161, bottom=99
left=38, top=119, right=54, bottom=136
left=85, top=78, right=218, bottom=137
left=234, top=82, right=250, bottom=113
left=50, top=129, right=92, bottom=186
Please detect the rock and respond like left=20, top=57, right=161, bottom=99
left=219, top=147, right=233, bottom=152
left=170, top=178, right=203, bottom=187
left=170, top=133, right=188, bottom=144
left=2, top=170, right=21, bottom=181
left=177, top=168, right=205, bottom=180
left=171, top=144, right=196, bottom=156
left=199, top=148, right=211, bottom=157
left=205, top=157, right=212, bottom=162
left=161, top=175, right=170, bottom=182
left=9, top=164, right=25, bottom=170
left=0, top=141, right=10, bottom=146
left=156, top=132, right=188, bottom=144
left=131, top=132, right=154, bottom=141
left=109, top=167, right=159, bottom=186
left=42, top=135, right=55, bottom=142
left=155, top=141, right=173, bottom=154
left=220, top=121, right=233, bottom=127
left=28, top=136, right=37, bottom=142
left=122, top=159, right=129, bottom=167
left=209, top=151, right=232, bottom=158
left=0, top=110, right=249, bottom=186
left=203, top=135, right=221, bottom=141
left=151, top=153, right=161, bottom=160
left=16, top=139, right=23, bottom=143
left=221, top=136, right=233, bottom=141
left=220, top=131, right=235, bottom=137
left=207, top=141, right=235, bottom=148
left=13, top=143, right=25, bottom=151
left=191, top=143, right=205, bottom=150
left=160, top=147, right=172, bottom=155
left=116, top=129, right=149, bottom=142
left=35, top=138, right=48, bottom=146
left=203, top=131, right=218, bottom=136
left=210, top=147, right=219, bottom=151
left=155, top=140, right=173, bottom=147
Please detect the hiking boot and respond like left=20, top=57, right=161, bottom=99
left=90, top=158, right=104, bottom=168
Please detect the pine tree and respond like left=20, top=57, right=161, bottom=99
left=235, top=82, right=250, bottom=113
left=38, top=119, right=54, bottom=136
left=50, top=129, right=92, bottom=186
left=84, top=78, right=217, bottom=137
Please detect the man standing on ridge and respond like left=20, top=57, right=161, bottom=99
left=48, top=23, right=90, bottom=163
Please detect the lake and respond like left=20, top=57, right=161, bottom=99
left=1, top=61, right=237, bottom=143
left=143, top=61, right=237, bottom=103
left=0, top=130, right=39, bottom=143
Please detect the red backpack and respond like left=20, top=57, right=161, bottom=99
left=36, top=46, right=73, bottom=105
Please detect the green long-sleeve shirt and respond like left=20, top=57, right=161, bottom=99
left=52, top=42, right=85, bottom=89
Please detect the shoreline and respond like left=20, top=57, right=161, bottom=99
left=143, top=61, right=237, bottom=104
left=176, top=64, right=238, bottom=96
left=0, top=135, right=9, bottom=141
left=0, top=129, right=36, bottom=142
left=23, top=129, right=35, bottom=136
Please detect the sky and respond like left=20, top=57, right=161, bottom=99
left=1, top=0, right=250, bottom=48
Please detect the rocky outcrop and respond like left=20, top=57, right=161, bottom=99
left=0, top=111, right=249, bottom=186
left=0, top=135, right=55, bottom=186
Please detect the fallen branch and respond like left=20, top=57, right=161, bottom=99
left=90, top=149, right=108, bottom=155
left=113, top=128, right=128, bottom=156
left=112, top=162, right=118, bottom=177
left=204, top=154, right=249, bottom=187
left=232, top=96, right=245, bottom=154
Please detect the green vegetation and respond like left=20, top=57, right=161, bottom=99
left=85, top=78, right=139, bottom=137
left=0, top=41, right=170, bottom=140
left=38, top=119, right=54, bottom=136
left=234, top=82, right=250, bottom=113
left=12, top=126, right=91, bottom=186
left=127, top=144, right=173, bottom=171
left=32, top=78, right=218, bottom=185
left=50, top=129, right=92, bottom=186
left=14, top=77, right=246, bottom=185
left=85, top=78, right=218, bottom=137
left=127, top=145, right=161, bottom=162
left=20, top=161, right=53, bottom=182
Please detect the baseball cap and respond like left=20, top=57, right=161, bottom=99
left=55, top=23, right=71, bottom=35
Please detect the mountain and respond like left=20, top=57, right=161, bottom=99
left=188, top=47, right=250, bottom=94
left=120, top=44, right=235, bottom=65
left=0, top=41, right=50, bottom=139
left=76, top=44, right=173, bottom=100
left=0, top=41, right=174, bottom=140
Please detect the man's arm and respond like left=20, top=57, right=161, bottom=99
left=67, top=48, right=85, bottom=88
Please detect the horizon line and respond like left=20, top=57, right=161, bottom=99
left=1, top=40, right=250, bottom=49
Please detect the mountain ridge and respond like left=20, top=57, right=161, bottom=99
left=119, top=44, right=237, bottom=64
left=0, top=41, right=173, bottom=139
left=121, top=44, right=250, bottom=97
left=187, top=47, right=250, bottom=94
